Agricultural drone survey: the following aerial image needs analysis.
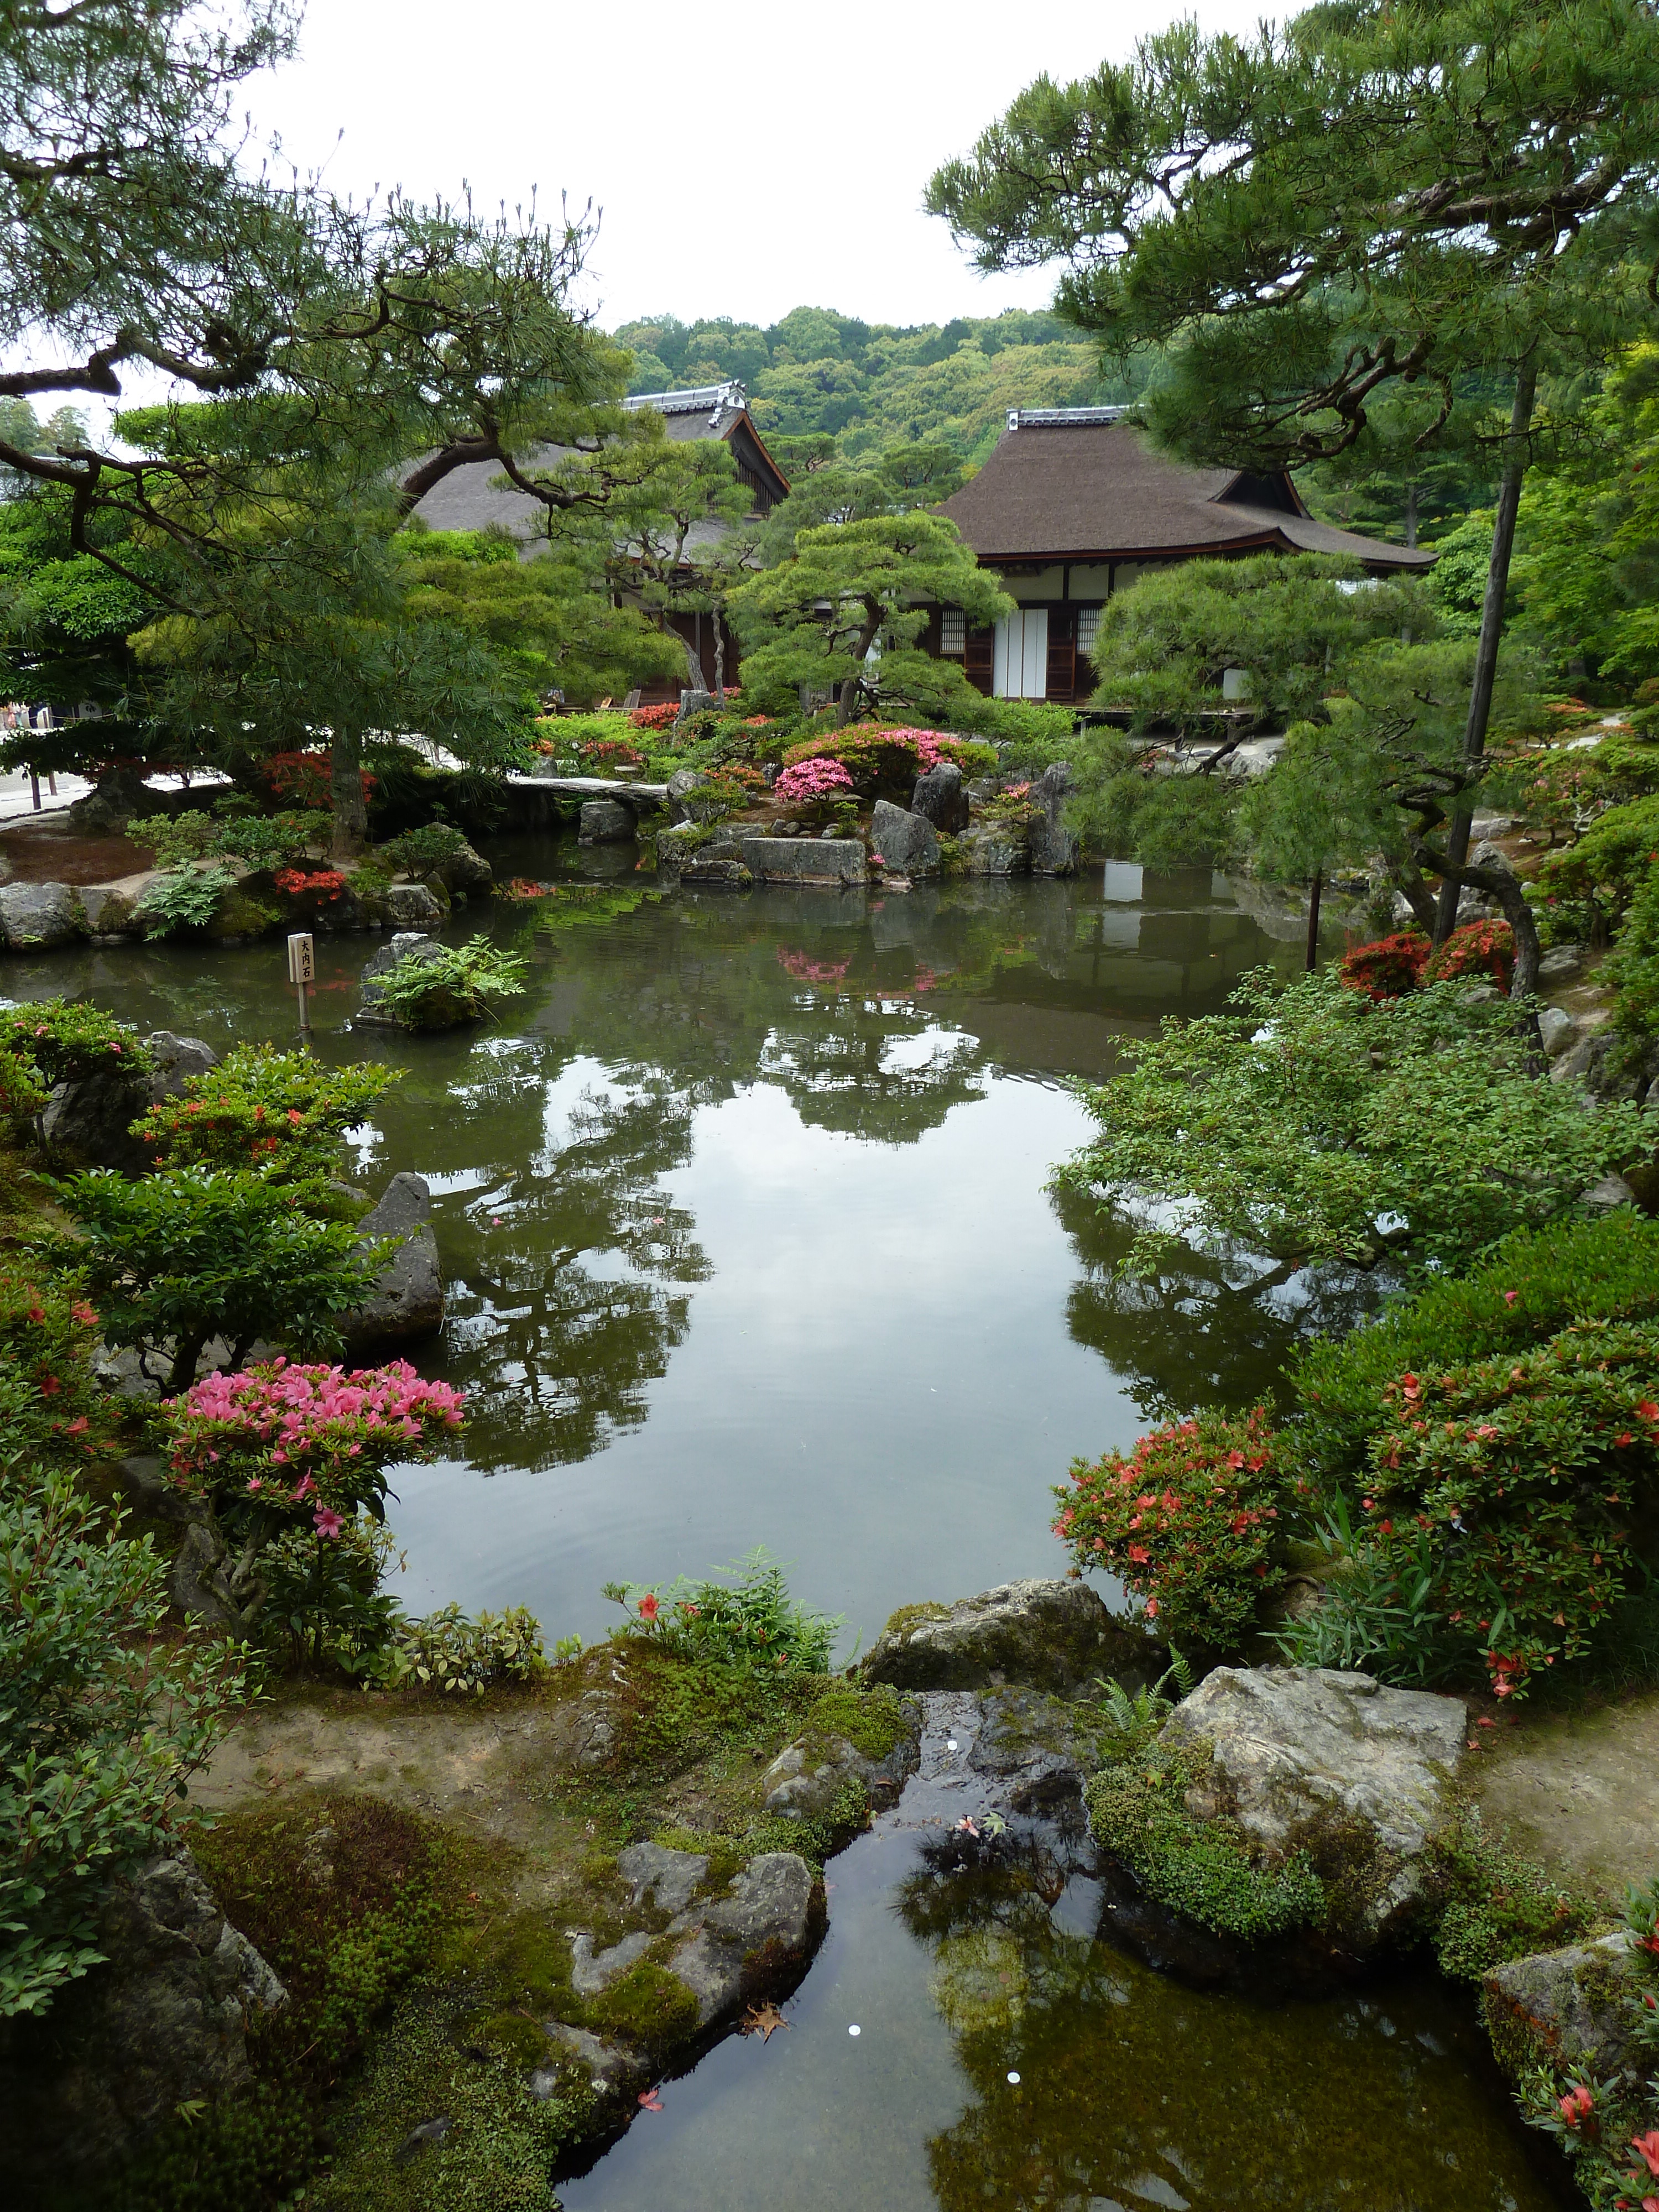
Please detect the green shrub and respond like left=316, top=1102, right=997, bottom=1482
left=380, top=822, right=473, bottom=877
left=130, top=1044, right=399, bottom=1183
left=0, top=998, right=151, bottom=1091
left=605, top=1545, right=839, bottom=1674
left=134, top=861, right=238, bottom=939
left=53, top=1167, right=388, bottom=1390
left=1291, top=1212, right=1659, bottom=1480
left=370, top=936, right=525, bottom=1029
left=1606, top=859, right=1659, bottom=1041
left=0, top=1265, right=112, bottom=1464
left=1060, top=964, right=1659, bottom=1275
left=124, top=810, right=218, bottom=867
left=0, top=1472, right=248, bottom=2017
left=366, top=1602, right=547, bottom=1696
left=1533, top=791, right=1659, bottom=940
left=1084, top=1744, right=1326, bottom=1939
left=215, top=807, right=331, bottom=872
left=1054, top=1405, right=1286, bottom=1648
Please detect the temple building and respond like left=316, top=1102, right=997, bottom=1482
left=926, top=407, right=1435, bottom=703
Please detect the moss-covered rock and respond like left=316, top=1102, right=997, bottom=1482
left=1481, top=1931, right=1642, bottom=2081
left=864, top=1578, right=1138, bottom=1694
left=759, top=1684, right=922, bottom=1823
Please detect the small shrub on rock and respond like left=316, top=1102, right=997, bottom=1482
left=1338, top=930, right=1431, bottom=1000
left=380, top=822, right=474, bottom=878
left=1361, top=1319, right=1659, bottom=1698
left=604, top=1545, right=838, bottom=1674
left=134, top=860, right=239, bottom=940
left=367, top=1602, right=547, bottom=1696
left=369, top=936, right=525, bottom=1029
left=0, top=998, right=150, bottom=1092
left=1054, top=1407, right=1286, bottom=1647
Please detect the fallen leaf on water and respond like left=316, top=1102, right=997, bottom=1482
left=741, top=2001, right=790, bottom=2043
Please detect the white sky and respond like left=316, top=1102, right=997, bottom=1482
left=244, top=0, right=1275, bottom=336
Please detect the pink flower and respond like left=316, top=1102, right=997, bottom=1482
left=246, top=1477, right=263, bottom=1493
left=637, top=1593, right=660, bottom=1623
left=313, top=1507, right=344, bottom=1538
left=1632, top=2130, right=1659, bottom=2177
left=1503, top=1290, right=1519, bottom=1305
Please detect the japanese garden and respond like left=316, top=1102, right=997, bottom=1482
left=7, top=4, right=1659, bottom=2209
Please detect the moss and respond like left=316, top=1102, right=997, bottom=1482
left=800, top=1683, right=909, bottom=1762
left=464, top=2008, right=552, bottom=2067
left=587, top=1959, right=700, bottom=2056
left=206, top=888, right=281, bottom=939
left=880, top=1600, right=951, bottom=1641
left=1426, top=1813, right=1596, bottom=1982
left=1086, top=1747, right=1326, bottom=1941
left=314, top=1990, right=592, bottom=2212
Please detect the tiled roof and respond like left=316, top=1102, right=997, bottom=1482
left=938, top=416, right=1433, bottom=570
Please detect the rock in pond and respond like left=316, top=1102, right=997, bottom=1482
left=579, top=798, right=636, bottom=844
left=356, top=932, right=475, bottom=1031
left=665, top=1851, right=820, bottom=2028
left=869, top=799, right=940, bottom=875
left=0, top=879, right=84, bottom=948
left=1027, top=762, right=1079, bottom=876
left=864, top=1578, right=1137, bottom=1695
left=740, top=836, right=868, bottom=887
left=342, top=1171, right=444, bottom=1347
left=1484, top=1931, right=1644, bottom=2080
left=0, top=1852, right=285, bottom=2199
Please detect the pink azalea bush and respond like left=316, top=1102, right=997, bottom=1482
left=774, top=756, right=855, bottom=808
left=164, top=1357, right=465, bottom=1533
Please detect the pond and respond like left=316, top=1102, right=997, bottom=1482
left=2, top=840, right=1566, bottom=2211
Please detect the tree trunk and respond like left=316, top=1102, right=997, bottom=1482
left=1433, top=357, right=1538, bottom=947
left=331, top=726, right=368, bottom=862
left=1388, top=855, right=1438, bottom=935
left=1305, top=870, right=1323, bottom=972
left=1404, top=482, right=1418, bottom=550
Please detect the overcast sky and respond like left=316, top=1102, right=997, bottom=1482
left=244, top=0, right=1274, bottom=335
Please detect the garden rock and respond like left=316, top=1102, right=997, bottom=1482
left=377, top=880, right=446, bottom=929
left=569, top=1930, right=655, bottom=1996
left=968, top=1685, right=1107, bottom=1811
left=911, top=761, right=971, bottom=833
left=618, top=1842, right=708, bottom=1917
left=864, top=1578, right=1135, bottom=1694
left=761, top=1696, right=923, bottom=1819
left=664, top=1851, right=818, bottom=2027
left=66, top=766, right=159, bottom=835
left=1159, top=1666, right=1465, bottom=1947
left=1483, top=1932, right=1642, bottom=2080
left=0, top=878, right=83, bottom=948
left=740, top=836, right=867, bottom=886
left=169, top=1518, right=252, bottom=1630
left=0, top=1851, right=285, bottom=2197
left=1537, top=1005, right=1577, bottom=1058
left=578, top=799, right=635, bottom=844
left=961, top=827, right=1027, bottom=877
left=542, top=2023, right=648, bottom=2098
left=40, top=1062, right=150, bottom=1172
left=1027, top=762, right=1079, bottom=876
left=341, top=1171, right=444, bottom=1346
left=869, top=799, right=940, bottom=875
left=1538, top=944, right=1589, bottom=985
left=79, top=883, right=140, bottom=937
left=143, top=1030, right=219, bottom=1101
left=1581, top=1173, right=1639, bottom=1212
left=357, top=932, right=444, bottom=1027
left=666, top=767, right=729, bottom=825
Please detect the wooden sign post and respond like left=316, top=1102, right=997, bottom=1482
left=286, top=931, right=315, bottom=1042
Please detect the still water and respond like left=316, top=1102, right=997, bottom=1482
left=3, top=843, right=1564, bottom=2210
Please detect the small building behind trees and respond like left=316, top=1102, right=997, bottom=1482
left=926, top=409, right=1435, bottom=703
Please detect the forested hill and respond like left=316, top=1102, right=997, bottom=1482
left=611, top=306, right=1144, bottom=467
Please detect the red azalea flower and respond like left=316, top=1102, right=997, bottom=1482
left=637, top=1592, right=660, bottom=1623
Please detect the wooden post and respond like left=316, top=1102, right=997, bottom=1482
left=286, top=932, right=315, bottom=1042
left=1305, top=870, right=1323, bottom=972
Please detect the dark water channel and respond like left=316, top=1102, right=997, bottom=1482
left=2, top=842, right=1564, bottom=2210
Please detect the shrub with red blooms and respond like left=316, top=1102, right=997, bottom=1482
left=163, top=1357, right=465, bottom=1538
left=1424, top=916, right=1515, bottom=993
left=273, top=867, right=347, bottom=900
left=1053, top=1406, right=1286, bottom=1647
left=0, top=1265, right=111, bottom=1460
left=578, top=737, right=646, bottom=770
left=1364, top=1319, right=1659, bottom=1699
left=629, top=702, right=681, bottom=732
left=1339, top=931, right=1432, bottom=1000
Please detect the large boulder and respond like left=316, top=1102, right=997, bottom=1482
left=373, top=880, right=446, bottom=930
left=80, top=883, right=142, bottom=938
left=1027, top=763, right=1079, bottom=876
left=912, top=761, right=971, bottom=833
left=1155, top=1665, right=1466, bottom=1950
left=0, top=1853, right=285, bottom=2200
left=1483, top=1932, right=1644, bottom=2081
left=578, top=799, right=635, bottom=844
left=864, top=1578, right=1136, bottom=1694
left=342, top=1171, right=444, bottom=1347
left=740, top=836, right=867, bottom=886
left=960, top=827, right=1028, bottom=877
left=869, top=799, right=940, bottom=877
left=65, top=766, right=161, bottom=836
left=0, top=879, right=84, bottom=949
left=664, top=1853, right=820, bottom=2028
left=666, top=767, right=728, bottom=826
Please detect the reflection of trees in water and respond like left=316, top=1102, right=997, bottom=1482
left=896, top=1828, right=1540, bottom=2212
left=1051, top=1181, right=1383, bottom=1425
